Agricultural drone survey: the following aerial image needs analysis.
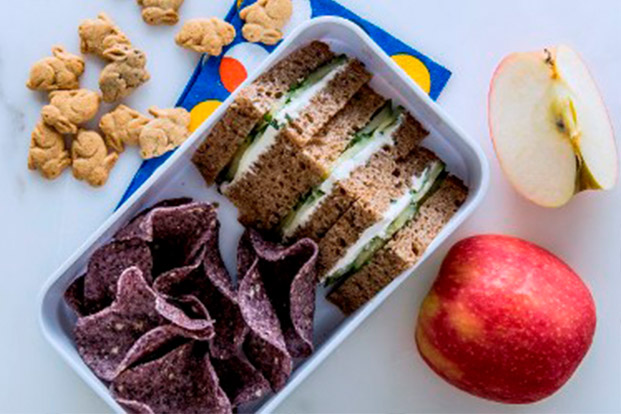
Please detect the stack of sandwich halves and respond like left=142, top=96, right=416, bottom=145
left=192, top=41, right=468, bottom=314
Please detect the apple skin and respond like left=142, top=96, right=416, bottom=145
left=416, top=235, right=596, bottom=404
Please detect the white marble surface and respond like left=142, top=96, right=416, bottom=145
left=1, top=0, right=620, bottom=412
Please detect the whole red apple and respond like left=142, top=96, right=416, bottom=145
left=415, top=235, right=596, bottom=404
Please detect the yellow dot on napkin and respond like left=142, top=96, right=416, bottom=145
left=392, top=54, right=431, bottom=94
left=189, top=100, right=222, bottom=132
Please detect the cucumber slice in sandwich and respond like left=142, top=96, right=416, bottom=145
left=218, top=55, right=349, bottom=186
left=280, top=102, right=405, bottom=238
left=218, top=114, right=275, bottom=183
left=340, top=103, right=401, bottom=158
left=324, top=160, right=446, bottom=287
left=286, top=55, right=348, bottom=103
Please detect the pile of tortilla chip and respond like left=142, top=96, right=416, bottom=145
left=64, top=198, right=319, bottom=413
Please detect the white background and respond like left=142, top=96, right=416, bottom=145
left=1, top=0, right=620, bottom=412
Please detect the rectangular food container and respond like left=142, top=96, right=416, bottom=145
left=39, top=16, right=489, bottom=413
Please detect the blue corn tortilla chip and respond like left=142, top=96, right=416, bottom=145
left=238, top=260, right=292, bottom=391
left=240, top=230, right=318, bottom=358
left=64, top=274, right=87, bottom=317
left=114, top=324, right=217, bottom=381
left=115, top=326, right=192, bottom=379
left=111, top=341, right=232, bottom=414
left=115, top=398, right=152, bottom=414
left=66, top=197, right=323, bottom=411
left=237, top=231, right=255, bottom=279
left=75, top=267, right=165, bottom=381
left=75, top=267, right=214, bottom=381
left=201, top=226, right=248, bottom=359
left=115, top=398, right=153, bottom=414
left=211, top=352, right=271, bottom=407
left=154, top=228, right=247, bottom=359
left=150, top=203, right=218, bottom=273
left=116, top=201, right=218, bottom=277
left=114, top=198, right=194, bottom=241
left=155, top=294, right=215, bottom=341
left=82, top=239, right=153, bottom=314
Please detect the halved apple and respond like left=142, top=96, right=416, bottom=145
left=489, top=45, right=617, bottom=207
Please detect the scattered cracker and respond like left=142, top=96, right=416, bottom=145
left=41, top=89, right=100, bottom=135
left=100, top=105, right=150, bottom=153
left=78, top=12, right=132, bottom=59
left=99, top=44, right=150, bottom=103
left=28, top=120, right=71, bottom=179
left=26, top=46, right=85, bottom=92
left=71, top=129, right=119, bottom=187
left=240, top=0, right=292, bottom=45
left=138, top=106, right=191, bottom=159
left=138, top=0, right=184, bottom=25
left=175, top=18, right=236, bottom=56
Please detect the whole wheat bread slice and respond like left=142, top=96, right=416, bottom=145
left=224, top=60, right=372, bottom=230
left=391, top=113, right=428, bottom=160
left=317, top=147, right=439, bottom=279
left=192, top=100, right=262, bottom=184
left=224, top=127, right=326, bottom=230
left=328, top=176, right=468, bottom=314
left=285, top=59, right=372, bottom=146
left=303, top=85, right=386, bottom=171
left=292, top=114, right=429, bottom=241
left=236, top=41, right=335, bottom=114
left=192, top=41, right=335, bottom=184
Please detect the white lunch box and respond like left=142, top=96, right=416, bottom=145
left=39, top=16, right=489, bottom=413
